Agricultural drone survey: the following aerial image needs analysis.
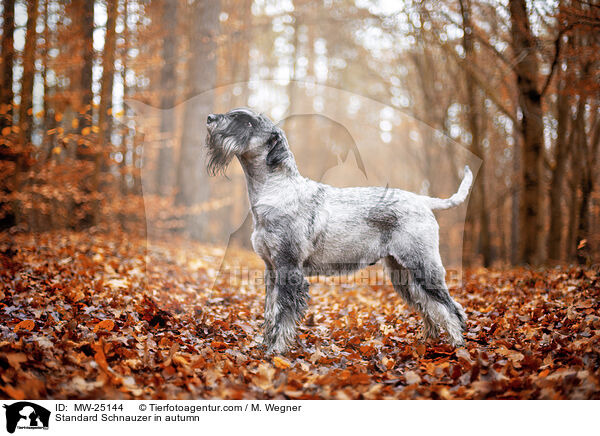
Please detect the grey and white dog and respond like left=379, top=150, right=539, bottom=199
left=206, top=108, right=473, bottom=354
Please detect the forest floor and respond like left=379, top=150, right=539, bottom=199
left=0, top=231, right=599, bottom=399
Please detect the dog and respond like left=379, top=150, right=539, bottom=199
left=206, top=108, right=472, bottom=354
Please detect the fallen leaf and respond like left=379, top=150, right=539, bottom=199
left=14, top=320, right=35, bottom=333
left=273, top=356, right=291, bottom=369
left=405, top=370, right=421, bottom=385
left=94, top=319, right=115, bottom=332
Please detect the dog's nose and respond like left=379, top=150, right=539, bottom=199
left=207, top=114, right=218, bottom=124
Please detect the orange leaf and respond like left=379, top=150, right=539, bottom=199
left=1, top=126, right=11, bottom=136
left=273, top=356, right=291, bottom=369
left=172, top=354, right=189, bottom=366
left=94, top=319, right=115, bottom=332
left=211, top=341, right=227, bottom=350
left=348, top=372, right=371, bottom=385
left=92, top=342, right=110, bottom=373
left=3, top=385, right=26, bottom=400
left=14, top=319, right=35, bottom=333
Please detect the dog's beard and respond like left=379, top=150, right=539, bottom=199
left=206, top=133, right=240, bottom=175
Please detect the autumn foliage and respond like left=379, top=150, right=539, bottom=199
left=1, top=231, right=598, bottom=399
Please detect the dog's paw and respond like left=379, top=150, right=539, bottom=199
left=267, top=342, right=290, bottom=355
left=449, top=336, right=466, bottom=347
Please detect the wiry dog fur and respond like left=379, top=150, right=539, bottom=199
left=206, top=108, right=473, bottom=354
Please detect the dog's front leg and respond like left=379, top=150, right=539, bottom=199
left=263, top=265, right=277, bottom=328
left=263, top=263, right=309, bottom=354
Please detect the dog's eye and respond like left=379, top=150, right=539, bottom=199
left=247, top=121, right=253, bottom=128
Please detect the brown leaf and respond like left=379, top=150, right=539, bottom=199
left=538, top=369, right=550, bottom=378
left=172, top=354, right=189, bottom=367
left=94, top=319, right=115, bottom=332
left=497, top=347, right=524, bottom=363
left=253, top=363, right=275, bottom=391
left=210, top=341, right=228, bottom=350
left=6, top=353, right=28, bottom=369
left=92, top=341, right=110, bottom=374
left=456, top=348, right=474, bottom=364
left=2, top=385, right=26, bottom=400
left=14, top=319, right=35, bottom=333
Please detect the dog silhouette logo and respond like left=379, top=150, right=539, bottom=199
left=3, top=402, right=50, bottom=433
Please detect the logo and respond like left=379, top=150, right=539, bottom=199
left=2, top=402, right=50, bottom=434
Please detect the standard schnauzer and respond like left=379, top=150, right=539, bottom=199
left=206, top=108, right=472, bottom=354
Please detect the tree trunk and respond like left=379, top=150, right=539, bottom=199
left=511, top=127, right=520, bottom=264
left=41, top=0, right=55, bottom=160
left=217, top=0, right=252, bottom=97
left=17, top=0, right=39, bottom=156
left=567, top=99, right=585, bottom=259
left=98, top=0, right=117, bottom=147
left=547, top=87, right=569, bottom=262
left=176, top=0, right=221, bottom=239
left=460, top=0, right=493, bottom=267
left=566, top=166, right=579, bottom=260
left=120, top=0, right=130, bottom=197
left=576, top=166, right=592, bottom=264
left=13, top=0, right=39, bottom=227
left=77, top=0, right=94, bottom=139
left=575, top=103, right=599, bottom=265
left=71, top=0, right=94, bottom=227
left=0, top=0, right=16, bottom=229
left=509, top=0, right=544, bottom=265
left=0, top=0, right=15, bottom=133
left=93, top=0, right=118, bottom=224
left=155, top=0, right=178, bottom=196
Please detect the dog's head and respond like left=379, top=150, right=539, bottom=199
left=205, top=107, right=290, bottom=175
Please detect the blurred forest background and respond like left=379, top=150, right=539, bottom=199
left=0, top=0, right=598, bottom=267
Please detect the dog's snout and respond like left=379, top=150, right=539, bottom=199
left=207, top=114, right=218, bottom=124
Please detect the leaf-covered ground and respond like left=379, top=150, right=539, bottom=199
left=1, top=232, right=599, bottom=399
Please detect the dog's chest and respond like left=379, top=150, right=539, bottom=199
left=250, top=182, right=323, bottom=254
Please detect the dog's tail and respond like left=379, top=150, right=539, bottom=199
left=423, top=165, right=473, bottom=210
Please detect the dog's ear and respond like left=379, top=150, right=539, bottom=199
left=266, top=129, right=288, bottom=167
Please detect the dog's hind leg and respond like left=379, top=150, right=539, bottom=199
left=384, top=257, right=439, bottom=340
left=263, top=262, right=309, bottom=354
left=407, top=251, right=465, bottom=346
left=387, top=236, right=466, bottom=346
